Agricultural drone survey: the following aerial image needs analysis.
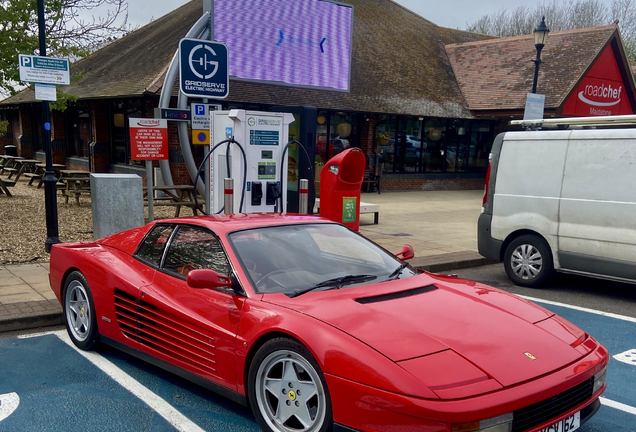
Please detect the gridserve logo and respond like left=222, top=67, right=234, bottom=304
left=179, top=38, right=229, bottom=99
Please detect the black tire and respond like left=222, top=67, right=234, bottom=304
left=248, top=337, right=333, bottom=432
left=504, top=234, right=555, bottom=288
left=62, top=271, right=100, bottom=350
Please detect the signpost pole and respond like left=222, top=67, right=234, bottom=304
left=37, top=0, right=60, bottom=252
left=146, top=163, right=154, bottom=222
left=204, top=0, right=214, bottom=214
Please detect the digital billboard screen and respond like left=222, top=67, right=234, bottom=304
left=214, top=0, right=353, bottom=92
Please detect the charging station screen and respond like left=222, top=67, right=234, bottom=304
left=214, top=0, right=353, bottom=92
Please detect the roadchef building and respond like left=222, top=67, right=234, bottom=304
left=1, top=0, right=636, bottom=191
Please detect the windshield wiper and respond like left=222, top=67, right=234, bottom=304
left=288, top=274, right=377, bottom=298
left=387, top=262, right=409, bottom=280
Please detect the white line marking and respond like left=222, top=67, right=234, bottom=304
left=601, top=397, right=636, bottom=416
left=20, top=329, right=206, bottom=432
left=0, top=393, right=20, bottom=422
left=613, top=349, right=636, bottom=366
left=519, top=295, right=636, bottom=323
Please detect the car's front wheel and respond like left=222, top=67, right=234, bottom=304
left=63, top=271, right=99, bottom=350
left=248, top=337, right=333, bottom=432
left=504, top=234, right=555, bottom=287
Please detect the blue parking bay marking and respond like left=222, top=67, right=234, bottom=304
left=521, top=296, right=636, bottom=422
left=2, top=330, right=259, bottom=432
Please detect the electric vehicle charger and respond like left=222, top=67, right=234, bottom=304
left=193, top=138, right=248, bottom=215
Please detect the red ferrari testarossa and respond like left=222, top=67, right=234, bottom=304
left=49, top=214, right=608, bottom=432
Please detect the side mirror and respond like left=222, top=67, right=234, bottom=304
left=187, top=269, right=233, bottom=289
left=395, top=244, right=415, bottom=260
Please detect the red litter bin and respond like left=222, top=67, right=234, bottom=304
left=320, top=148, right=366, bottom=231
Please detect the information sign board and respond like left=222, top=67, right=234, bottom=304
left=523, top=93, right=545, bottom=121
left=191, top=103, right=222, bottom=145
left=18, top=55, right=70, bottom=85
left=179, top=38, right=229, bottom=99
left=34, top=83, right=57, bottom=101
left=129, top=118, right=168, bottom=160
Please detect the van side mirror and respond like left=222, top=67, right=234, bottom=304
left=187, top=269, right=233, bottom=289
left=395, top=244, right=415, bottom=260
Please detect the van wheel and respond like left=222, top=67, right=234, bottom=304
left=504, top=235, right=554, bottom=287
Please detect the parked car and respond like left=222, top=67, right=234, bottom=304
left=51, top=215, right=607, bottom=432
left=479, top=128, right=636, bottom=287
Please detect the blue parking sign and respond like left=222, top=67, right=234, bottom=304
left=179, top=38, right=229, bottom=99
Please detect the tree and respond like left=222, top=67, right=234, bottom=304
left=466, top=0, right=636, bottom=61
left=0, top=0, right=131, bottom=97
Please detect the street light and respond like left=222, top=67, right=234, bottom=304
left=531, top=16, right=550, bottom=94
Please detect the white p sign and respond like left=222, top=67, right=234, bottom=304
left=20, top=56, right=31, bottom=67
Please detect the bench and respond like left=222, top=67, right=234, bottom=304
left=3, top=167, right=19, bottom=179
left=24, top=172, right=43, bottom=186
left=0, top=177, right=16, bottom=197
left=314, top=198, right=380, bottom=224
left=144, top=200, right=199, bottom=217
left=361, top=157, right=383, bottom=194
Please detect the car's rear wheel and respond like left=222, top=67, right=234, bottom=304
left=63, top=271, right=99, bottom=350
left=248, top=337, right=333, bottom=432
left=504, top=235, right=554, bottom=287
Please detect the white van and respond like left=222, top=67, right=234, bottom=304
left=478, top=126, right=636, bottom=287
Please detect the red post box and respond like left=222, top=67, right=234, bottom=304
left=319, top=148, right=366, bottom=231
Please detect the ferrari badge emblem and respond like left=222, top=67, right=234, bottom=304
left=524, top=352, right=537, bottom=360
left=288, top=390, right=296, bottom=401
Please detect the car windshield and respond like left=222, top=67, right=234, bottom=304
left=229, top=223, right=415, bottom=295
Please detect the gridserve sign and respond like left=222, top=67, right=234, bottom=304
left=179, top=38, right=229, bottom=99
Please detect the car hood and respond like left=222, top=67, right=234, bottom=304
left=263, top=273, right=585, bottom=388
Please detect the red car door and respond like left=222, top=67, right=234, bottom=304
left=134, top=225, right=245, bottom=391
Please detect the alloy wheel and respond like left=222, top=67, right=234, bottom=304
left=65, top=280, right=92, bottom=342
left=255, top=350, right=327, bottom=432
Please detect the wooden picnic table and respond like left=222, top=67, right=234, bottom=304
left=27, top=163, right=66, bottom=187
left=10, top=159, right=40, bottom=181
left=0, top=155, right=24, bottom=176
left=143, top=184, right=200, bottom=217
left=58, top=170, right=91, bottom=204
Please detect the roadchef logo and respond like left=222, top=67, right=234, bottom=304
left=137, top=119, right=162, bottom=127
left=579, top=83, right=622, bottom=107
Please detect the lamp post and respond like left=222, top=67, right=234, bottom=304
left=37, top=0, right=60, bottom=252
left=531, top=16, right=550, bottom=94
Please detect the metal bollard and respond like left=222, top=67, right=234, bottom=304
left=299, top=179, right=309, bottom=214
left=224, top=178, right=234, bottom=214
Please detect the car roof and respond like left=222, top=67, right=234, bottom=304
left=153, top=213, right=331, bottom=236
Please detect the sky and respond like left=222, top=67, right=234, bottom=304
left=122, top=0, right=616, bottom=31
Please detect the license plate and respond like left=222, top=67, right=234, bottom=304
left=539, top=412, right=580, bottom=432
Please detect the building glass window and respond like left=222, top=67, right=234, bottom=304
left=376, top=116, right=397, bottom=172
left=445, top=119, right=470, bottom=173
left=374, top=117, right=495, bottom=174
left=328, top=113, right=357, bottom=159
left=467, top=121, right=494, bottom=172
left=316, top=112, right=328, bottom=165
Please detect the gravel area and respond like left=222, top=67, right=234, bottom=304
left=0, top=178, right=184, bottom=264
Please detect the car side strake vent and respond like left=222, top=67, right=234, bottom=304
left=113, top=289, right=217, bottom=376
left=355, top=285, right=437, bottom=304
left=512, top=377, right=594, bottom=432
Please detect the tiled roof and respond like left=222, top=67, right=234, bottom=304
left=445, top=25, right=618, bottom=111
left=2, top=0, right=490, bottom=118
